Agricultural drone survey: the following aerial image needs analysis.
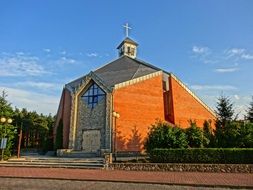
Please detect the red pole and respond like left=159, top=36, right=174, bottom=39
left=17, top=128, right=22, bottom=158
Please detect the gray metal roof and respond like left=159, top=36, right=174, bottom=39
left=66, top=55, right=161, bottom=89
left=94, top=56, right=160, bottom=87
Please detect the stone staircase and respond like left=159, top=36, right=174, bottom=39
left=0, top=156, right=105, bottom=169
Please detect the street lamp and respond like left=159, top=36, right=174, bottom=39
left=112, top=111, right=120, bottom=162
left=0, top=117, right=12, bottom=161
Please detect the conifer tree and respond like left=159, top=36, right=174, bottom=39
left=246, top=96, right=253, bottom=122
left=215, top=95, right=234, bottom=127
left=214, top=95, right=235, bottom=147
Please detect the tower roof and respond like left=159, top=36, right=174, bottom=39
left=117, top=37, right=138, bottom=49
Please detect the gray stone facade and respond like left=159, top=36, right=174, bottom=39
left=75, top=94, right=106, bottom=150
left=67, top=72, right=113, bottom=156
left=71, top=83, right=112, bottom=156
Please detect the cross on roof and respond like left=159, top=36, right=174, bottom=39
left=123, top=23, right=132, bottom=37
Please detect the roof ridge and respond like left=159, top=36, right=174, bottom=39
left=93, top=56, right=125, bottom=72
left=130, top=64, right=141, bottom=79
left=132, top=57, right=171, bottom=75
left=132, top=57, right=160, bottom=71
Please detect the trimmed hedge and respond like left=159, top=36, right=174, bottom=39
left=149, top=148, right=253, bottom=164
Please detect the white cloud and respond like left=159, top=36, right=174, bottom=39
left=225, top=48, right=253, bottom=60
left=0, top=86, right=59, bottom=115
left=86, top=53, right=98, bottom=57
left=43, top=48, right=51, bottom=53
left=241, top=53, right=253, bottom=60
left=192, top=46, right=209, bottom=54
left=226, top=48, right=245, bottom=57
left=0, top=54, right=50, bottom=77
left=191, top=85, right=237, bottom=91
left=234, top=94, right=240, bottom=100
left=197, top=94, right=250, bottom=120
left=16, top=52, right=25, bottom=56
left=60, top=51, right=67, bottom=55
left=57, top=57, right=76, bottom=64
left=214, top=67, right=239, bottom=73
left=15, top=81, right=61, bottom=91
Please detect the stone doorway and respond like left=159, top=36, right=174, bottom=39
left=82, top=130, right=101, bottom=153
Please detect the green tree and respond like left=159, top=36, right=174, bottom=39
left=203, top=120, right=214, bottom=147
left=42, top=114, right=54, bottom=152
left=54, top=119, right=63, bottom=150
left=0, top=91, right=17, bottom=159
left=246, top=96, right=253, bottom=122
left=222, top=121, right=241, bottom=147
left=214, top=95, right=235, bottom=147
left=238, top=122, right=253, bottom=148
left=215, top=95, right=234, bottom=126
left=144, top=121, right=188, bottom=153
left=13, top=107, right=55, bottom=152
left=185, top=120, right=205, bottom=148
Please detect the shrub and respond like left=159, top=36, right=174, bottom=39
left=149, top=148, right=253, bottom=164
left=203, top=120, right=214, bottom=147
left=144, top=121, right=188, bottom=153
left=239, top=122, right=253, bottom=148
left=185, top=120, right=204, bottom=148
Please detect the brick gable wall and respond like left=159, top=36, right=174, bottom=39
left=169, top=76, right=216, bottom=129
left=113, top=75, right=165, bottom=151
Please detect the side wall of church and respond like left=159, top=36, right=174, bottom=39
left=113, top=75, right=165, bottom=152
left=169, top=76, right=216, bottom=129
left=54, top=88, right=71, bottom=149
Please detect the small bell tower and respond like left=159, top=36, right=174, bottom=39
left=117, top=23, right=138, bottom=59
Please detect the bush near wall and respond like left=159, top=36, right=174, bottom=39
left=149, top=148, right=253, bottom=164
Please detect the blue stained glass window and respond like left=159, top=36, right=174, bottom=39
left=82, top=83, right=105, bottom=108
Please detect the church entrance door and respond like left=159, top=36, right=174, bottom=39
left=82, top=130, right=101, bottom=153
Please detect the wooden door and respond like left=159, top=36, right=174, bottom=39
left=82, top=130, right=101, bottom=153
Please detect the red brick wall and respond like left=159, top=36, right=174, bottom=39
left=54, top=88, right=72, bottom=149
left=169, top=76, right=216, bottom=129
left=113, top=75, right=165, bottom=152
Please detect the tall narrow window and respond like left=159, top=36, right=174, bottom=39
left=81, top=83, right=105, bottom=108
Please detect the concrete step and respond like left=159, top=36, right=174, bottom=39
left=2, top=161, right=104, bottom=167
left=8, top=158, right=104, bottom=163
left=4, top=156, right=105, bottom=169
left=0, top=163, right=104, bottom=169
left=58, top=152, right=98, bottom=158
left=0, top=160, right=105, bottom=169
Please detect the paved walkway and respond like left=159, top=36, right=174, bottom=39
left=0, top=178, right=231, bottom=190
left=0, top=167, right=252, bottom=188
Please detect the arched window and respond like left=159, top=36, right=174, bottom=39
left=81, top=83, right=105, bottom=108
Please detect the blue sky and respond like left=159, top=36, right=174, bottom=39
left=0, top=1, right=252, bottom=118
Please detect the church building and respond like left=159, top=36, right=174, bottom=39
left=54, top=29, right=216, bottom=156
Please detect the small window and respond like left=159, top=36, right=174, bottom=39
left=127, top=46, right=131, bottom=53
left=82, top=83, right=105, bottom=108
left=130, top=48, right=135, bottom=56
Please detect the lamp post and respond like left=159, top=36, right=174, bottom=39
left=0, top=117, right=12, bottom=161
left=112, top=111, right=120, bottom=162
